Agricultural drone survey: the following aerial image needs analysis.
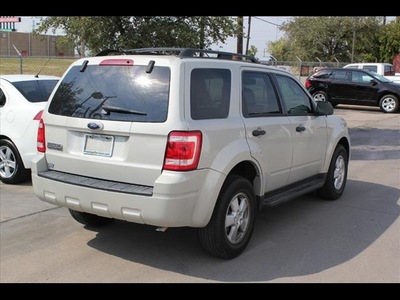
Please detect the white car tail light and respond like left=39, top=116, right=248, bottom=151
left=163, top=131, right=202, bottom=171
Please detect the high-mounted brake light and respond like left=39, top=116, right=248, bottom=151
left=99, top=59, right=134, bottom=66
left=163, top=131, right=202, bottom=171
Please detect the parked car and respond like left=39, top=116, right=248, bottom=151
left=305, top=67, right=400, bottom=113
left=0, top=74, right=60, bottom=184
left=31, top=48, right=350, bottom=259
left=343, top=62, right=400, bottom=83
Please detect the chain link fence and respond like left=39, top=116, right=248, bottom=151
left=1, top=56, right=77, bottom=77
left=1, top=55, right=349, bottom=82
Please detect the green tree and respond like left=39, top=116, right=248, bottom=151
left=35, top=16, right=235, bottom=57
left=379, top=17, right=400, bottom=62
left=267, top=16, right=398, bottom=63
left=247, top=45, right=258, bottom=57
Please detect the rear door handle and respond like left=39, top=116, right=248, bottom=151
left=252, top=128, right=266, bottom=136
left=296, top=125, right=306, bottom=132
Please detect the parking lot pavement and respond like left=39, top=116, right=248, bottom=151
left=0, top=105, right=399, bottom=283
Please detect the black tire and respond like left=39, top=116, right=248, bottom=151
left=198, top=175, right=257, bottom=259
left=318, top=144, right=348, bottom=200
left=0, top=139, right=30, bottom=184
left=312, top=90, right=328, bottom=102
left=69, top=209, right=114, bottom=227
left=379, top=94, right=399, bottom=113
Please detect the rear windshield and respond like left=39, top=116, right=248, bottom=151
left=48, top=64, right=170, bottom=122
left=13, top=79, right=58, bottom=103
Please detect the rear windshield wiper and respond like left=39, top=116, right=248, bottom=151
left=101, top=105, right=147, bottom=115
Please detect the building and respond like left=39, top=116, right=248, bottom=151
left=0, top=31, right=74, bottom=57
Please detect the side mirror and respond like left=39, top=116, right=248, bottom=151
left=316, top=100, right=334, bottom=115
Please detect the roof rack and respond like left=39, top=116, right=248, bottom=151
left=95, top=48, right=259, bottom=63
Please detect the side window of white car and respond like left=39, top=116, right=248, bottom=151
left=275, top=74, right=312, bottom=115
left=241, top=71, right=281, bottom=117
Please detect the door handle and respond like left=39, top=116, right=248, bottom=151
left=252, top=128, right=266, bottom=136
left=296, top=125, right=306, bottom=132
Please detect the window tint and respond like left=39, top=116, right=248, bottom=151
left=190, top=68, right=230, bottom=120
left=48, top=65, right=170, bottom=122
left=384, top=65, right=395, bottom=76
left=242, top=71, right=281, bottom=117
left=275, top=74, right=312, bottom=115
left=352, top=70, right=374, bottom=83
left=13, top=79, right=58, bottom=103
left=362, top=65, right=378, bottom=73
left=313, top=69, right=332, bottom=79
left=332, top=70, right=349, bottom=80
left=0, top=88, right=5, bottom=106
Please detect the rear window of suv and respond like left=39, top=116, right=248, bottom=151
left=48, top=64, right=170, bottom=122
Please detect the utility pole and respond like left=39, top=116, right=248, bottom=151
left=245, top=16, right=251, bottom=55
left=351, top=17, right=357, bottom=63
left=237, top=16, right=243, bottom=54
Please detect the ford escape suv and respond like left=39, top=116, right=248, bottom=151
left=31, top=48, right=350, bottom=259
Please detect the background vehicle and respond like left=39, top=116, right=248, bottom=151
left=31, top=48, right=350, bottom=259
left=0, top=74, right=60, bottom=184
left=305, top=67, right=400, bottom=113
left=343, top=63, right=400, bottom=83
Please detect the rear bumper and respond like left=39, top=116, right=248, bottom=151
left=31, top=155, right=224, bottom=228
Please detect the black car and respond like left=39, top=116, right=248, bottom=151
left=305, top=67, right=400, bottom=113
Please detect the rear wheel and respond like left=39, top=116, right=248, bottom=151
left=318, top=144, right=348, bottom=200
left=379, top=94, right=399, bottom=113
left=0, top=139, right=30, bottom=184
left=198, top=175, right=257, bottom=259
left=69, top=209, right=114, bottom=227
left=312, top=90, right=328, bottom=102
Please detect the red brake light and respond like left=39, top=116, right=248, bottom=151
left=99, top=59, right=133, bottom=66
left=163, top=131, right=202, bottom=171
left=37, top=118, right=46, bottom=153
left=305, top=79, right=311, bottom=89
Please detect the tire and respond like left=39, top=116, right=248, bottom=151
left=198, top=175, right=257, bottom=259
left=379, top=94, right=399, bottom=113
left=0, top=139, right=30, bottom=184
left=68, top=209, right=114, bottom=227
left=312, top=90, right=328, bottom=102
left=318, top=144, right=348, bottom=200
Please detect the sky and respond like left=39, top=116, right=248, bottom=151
left=13, top=16, right=290, bottom=59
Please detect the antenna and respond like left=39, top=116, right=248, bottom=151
left=35, top=57, right=51, bottom=78
left=12, top=44, right=21, bottom=56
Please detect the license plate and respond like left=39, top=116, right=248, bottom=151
left=84, top=134, right=114, bottom=157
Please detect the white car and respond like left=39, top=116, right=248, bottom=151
left=0, top=74, right=60, bottom=184
left=31, top=48, right=350, bottom=259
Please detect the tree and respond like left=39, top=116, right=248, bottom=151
left=379, top=17, right=400, bottom=62
left=267, top=16, right=397, bottom=63
left=34, top=16, right=236, bottom=57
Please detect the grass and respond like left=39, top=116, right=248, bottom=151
left=0, top=56, right=77, bottom=77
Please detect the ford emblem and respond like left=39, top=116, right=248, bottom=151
left=87, top=122, right=103, bottom=130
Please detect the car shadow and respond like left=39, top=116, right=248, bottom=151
left=86, top=179, right=400, bottom=282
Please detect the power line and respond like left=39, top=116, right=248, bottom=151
left=252, top=16, right=283, bottom=27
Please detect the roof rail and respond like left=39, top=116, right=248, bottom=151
left=95, top=47, right=259, bottom=63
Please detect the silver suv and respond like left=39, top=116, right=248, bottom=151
left=31, top=48, right=350, bottom=259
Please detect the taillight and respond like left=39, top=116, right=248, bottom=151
left=33, top=110, right=44, bottom=120
left=305, top=79, right=311, bottom=89
left=163, top=131, right=202, bottom=171
left=37, top=118, right=46, bottom=153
